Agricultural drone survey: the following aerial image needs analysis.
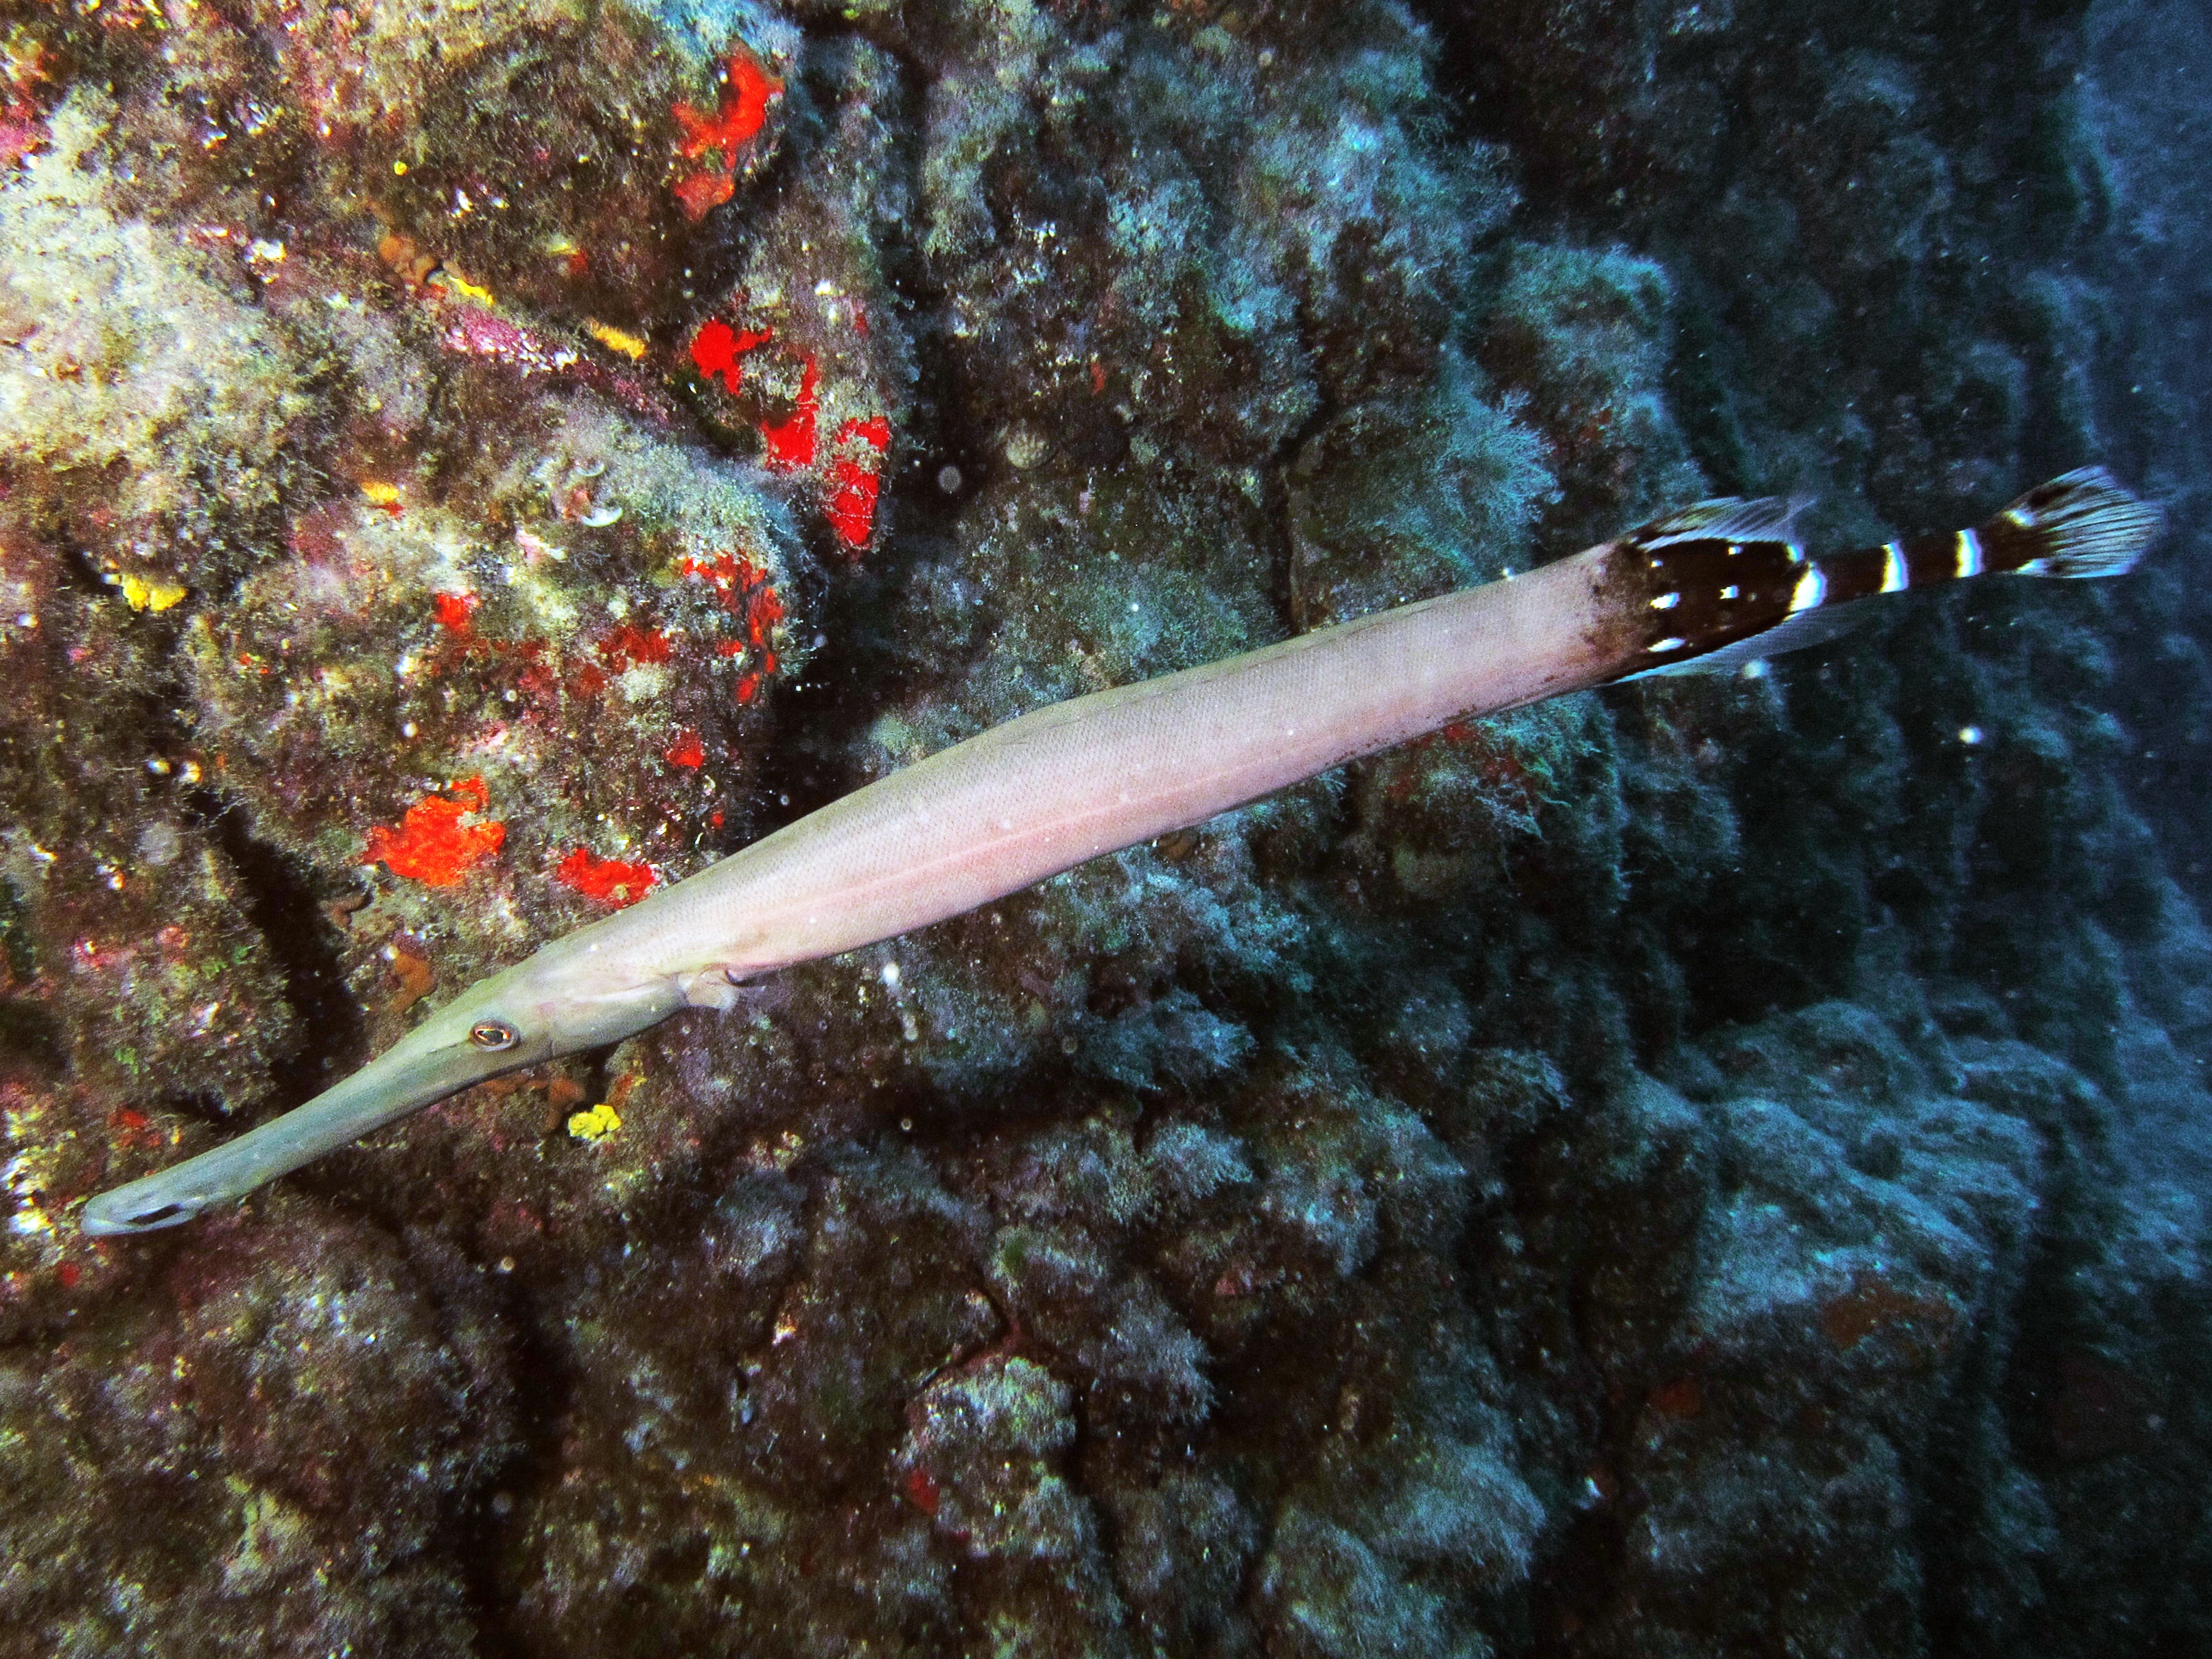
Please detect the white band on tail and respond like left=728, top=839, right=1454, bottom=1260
left=1788, top=566, right=1827, bottom=614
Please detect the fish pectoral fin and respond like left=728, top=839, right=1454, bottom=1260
left=679, top=965, right=784, bottom=1012
left=679, top=965, right=748, bottom=1011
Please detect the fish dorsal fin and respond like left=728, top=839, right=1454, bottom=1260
left=1627, top=495, right=1804, bottom=550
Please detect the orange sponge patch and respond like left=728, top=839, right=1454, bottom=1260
left=556, top=847, right=658, bottom=907
left=362, top=777, right=506, bottom=886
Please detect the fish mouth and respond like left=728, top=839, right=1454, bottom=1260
left=80, top=1186, right=219, bottom=1236
left=78, top=1033, right=534, bottom=1236
left=81, top=1197, right=195, bottom=1235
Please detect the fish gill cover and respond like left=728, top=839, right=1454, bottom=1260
left=0, top=0, right=2207, bottom=1654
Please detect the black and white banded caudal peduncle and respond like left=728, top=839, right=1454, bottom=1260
left=79, top=467, right=2160, bottom=1236
left=1601, top=467, right=2161, bottom=681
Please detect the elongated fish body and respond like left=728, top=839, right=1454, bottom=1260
left=80, top=469, right=2161, bottom=1235
left=616, top=540, right=1614, bottom=1002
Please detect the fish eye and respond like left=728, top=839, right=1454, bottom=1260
left=469, top=1019, right=521, bottom=1051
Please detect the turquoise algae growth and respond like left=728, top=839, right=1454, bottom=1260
left=0, top=0, right=2207, bottom=1655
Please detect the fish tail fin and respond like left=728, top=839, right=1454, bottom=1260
left=1979, top=467, right=2163, bottom=580
left=1826, top=467, right=2163, bottom=603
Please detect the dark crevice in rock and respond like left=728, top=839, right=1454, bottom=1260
left=1268, top=357, right=1339, bottom=641
left=154, top=1088, right=237, bottom=1129
left=0, top=873, right=60, bottom=1073
left=188, top=786, right=367, bottom=1109
left=0, top=998, right=64, bottom=1078
left=447, top=1275, right=578, bottom=1659
left=749, top=39, right=986, bottom=835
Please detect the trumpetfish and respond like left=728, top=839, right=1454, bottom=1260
left=80, top=468, right=2160, bottom=1235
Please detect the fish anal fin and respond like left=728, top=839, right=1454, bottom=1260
left=1617, top=602, right=1870, bottom=680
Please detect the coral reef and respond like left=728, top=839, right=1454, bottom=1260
left=1, top=0, right=2207, bottom=1654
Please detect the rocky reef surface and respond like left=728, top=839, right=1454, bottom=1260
left=1, top=0, right=2205, bottom=1653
